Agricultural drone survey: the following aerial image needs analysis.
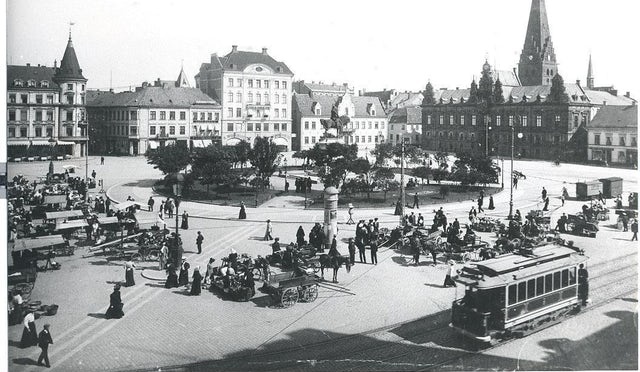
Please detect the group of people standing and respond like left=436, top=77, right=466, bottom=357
left=18, top=312, right=53, bottom=367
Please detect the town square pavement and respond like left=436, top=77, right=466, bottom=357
left=5, top=156, right=638, bottom=371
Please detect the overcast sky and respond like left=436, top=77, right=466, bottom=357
left=6, top=0, right=640, bottom=97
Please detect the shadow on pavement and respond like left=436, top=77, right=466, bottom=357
left=87, top=312, right=106, bottom=319
left=12, top=358, right=38, bottom=366
left=121, top=179, right=159, bottom=188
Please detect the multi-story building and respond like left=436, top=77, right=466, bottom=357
left=421, top=0, right=635, bottom=162
left=362, top=89, right=424, bottom=113
left=587, top=105, right=637, bottom=167
left=7, top=33, right=88, bottom=159
left=86, top=71, right=221, bottom=155
left=292, top=91, right=387, bottom=152
left=195, top=46, right=294, bottom=150
left=293, top=80, right=353, bottom=97
left=388, top=106, right=422, bottom=146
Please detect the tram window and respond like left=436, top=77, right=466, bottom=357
left=527, top=279, right=536, bottom=299
left=545, top=274, right=553, bottom=293
left=569, top=267, right=576, bottom=285
left=561, top=269, right=569, bottom=287
left=508, top=284, right=517, bottom=305
left=553, top=272, right=561, bottom=290
left=517, top=282, right=526, bottom=302
left=536, top=277, right=544, bottom=296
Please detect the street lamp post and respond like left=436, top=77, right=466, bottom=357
left=508, top=123, right=523, bottom=220
left=47, top=137, right=56, bottom=180
left=400, top=139, right=406, bottom=226
left=172, top=173, right=184, bottom=267
left=85, top=125, right=89, bottom=202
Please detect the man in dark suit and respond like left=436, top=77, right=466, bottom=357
left=37, top=323, right=53, bottom=368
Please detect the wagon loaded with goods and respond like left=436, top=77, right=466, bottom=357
left=472, top=217, right=505, bottom=233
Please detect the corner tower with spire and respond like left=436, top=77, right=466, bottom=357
left=586, top=54, right=595, bottom=89
left=517, top=0, right=558, bottom=86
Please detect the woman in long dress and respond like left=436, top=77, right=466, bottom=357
left=124, top=261, right=135, bottom=287
left=178, top=261, right=190, bottom=286
left=181, top=211, right=189, bottom=229
left=488, top=195, right=495, bottom=210
left=165, top=264, right=179, bottom=288
left=19, top=311, right=38, bottom=348
left=105, top=284, right=124, bottom=319
left=239, top=202, right=247, bottom=220
left=296, top=226, right=305, bottom=246
left=190, top=266, right=202, bottom=296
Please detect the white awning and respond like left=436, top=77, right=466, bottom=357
left=56, top=140, right=75, bottom=145
left=148, top=141, right=159, bottom=149
left=202, top=139, right=212, bottom=147
left=192, top=140, right=206, bottom=148
left=8, top=140, right=30, bottom=146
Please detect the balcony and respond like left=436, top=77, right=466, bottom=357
left=246, top=103, right=271, bottom=109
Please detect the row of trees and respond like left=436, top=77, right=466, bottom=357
left=145, top=137, right=280, bottom=195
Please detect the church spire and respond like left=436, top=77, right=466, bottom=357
left=517, top=0, right=558, bottom=86
left=586, top=54, right=594, bottom=89
left=54, top=28, right=86, bottom=82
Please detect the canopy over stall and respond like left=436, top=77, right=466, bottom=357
left=45, top=210, right=85, bottom=221
left=13, top=235, right=67, bottom=251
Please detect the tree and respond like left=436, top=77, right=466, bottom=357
left=373, top=167, right=398, bottom=202
left=146, top=143, right=191, bottom=176
left=549, top=73, right=570, bottom=103
left=234, top=140, right=251, bottom=169
left=306, top=142, right=358, bottom=188
left=248, top=137, right=280, bottom=188
left=412, top=166, right=431, bottom=185
left=349, top=158, right=375, bottom=199
left=191, top=145, right=235, bottom=196
left=448, top=152, right=499, bottom=186
left=371, top=142, right=395, bottom=166
left=493, top=79, right=505, bottom=103
left=423, top=81, right=435, bottom=104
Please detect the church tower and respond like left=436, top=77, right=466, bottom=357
left=176, top=65, right=191, bottom=88
left=53, top=31, right=88, bottom=157
left=586, top=54, right=594, bottom=89
left=517, top=0, right=558, bottom=86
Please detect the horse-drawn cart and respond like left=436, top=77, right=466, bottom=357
left=263, top=270, right=319, bottom=308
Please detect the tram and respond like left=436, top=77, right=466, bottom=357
left=450, top=244, right=588, bottom=343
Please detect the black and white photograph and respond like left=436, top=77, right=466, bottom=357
left=2, top=0, right=638, bottom=370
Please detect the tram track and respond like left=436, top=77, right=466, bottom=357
left=133, top=251, right=637, bottom=372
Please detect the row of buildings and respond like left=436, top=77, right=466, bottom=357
left=6, top=0, right=637, bottom=167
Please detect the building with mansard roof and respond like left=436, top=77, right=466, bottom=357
left=195, top=46, right=293, bottom=150
left=7, top=32, right=88, bottom=160
left=421, top=0, right=635, bottom=162
left=86, top=70, right=221, bottom=155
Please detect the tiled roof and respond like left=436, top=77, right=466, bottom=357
left=390, top=92, right=424, bottom=108
left=494, top=70, right=521, bottom=87
left=363, top=90, right=394, bottom=103
left=56, top=37, right=86, bottom=81
left=430, top=83, right=592, bottom=104
left=294, top=93, right=386, bottom=118
left=217, top=49, right=293, bottom=75
left=588, top=105, right=637, bottom=129
left=7, top=65, right=59, bottom=90
left=389, top=107, right=422, bottom=124
left=583, top=90, right=636, bottom=106
left=87, top=86, right=220, bottom=108
left=304, top=82, right=348, bottom=93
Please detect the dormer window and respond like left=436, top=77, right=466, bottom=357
left=276, top=67, right=283, bottom=73
left=311, top=102, right=322, bottom=115
left=27, top=80, right=36, bottom=87
left=40, top=80, right=49, bottom=88
left=14, top=79, right=23, bottom=87
left=367, top=103, right=376, bottom=116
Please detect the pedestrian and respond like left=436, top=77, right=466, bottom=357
left=429, top=246, right=438, bottom=266
left=105, top=198, right=111, bottom=213
left=204, top=258, right=216, bottom=285
left=347, top=237, right=356, bottom=265
left=468, top=208, right=475, bottom=224
left=328, top=236, right=339, bottom=257
left=100, top=156, right=105, bottom=165
left=167, top=200, right=174, bottom=219
left=631, top=219, right=638, bottom=241
left=543, top=196, right=550, bottom=211
left=488, top=195, right=495, bottom=210
left=190, top=266, right=202, bottom=296
left=20, top=311, right=38, bottom=348
left=622, top=215, right=629, bottom=232
left=443, top=261, right=457, bottom=287
left=347, top=204, right=355, bottom=225
left=160, top=243, right=168, bottom=270
left=264, top=219, right=273, bottom=241
left=357, top=239, right=367, bottom=264
left=284, top=180, right=289, bottom=193
left=148, top=197, right=154, bottom=212
left=413, top=193, right=420, bottom=209
left=181, top=211, right=189, bottom=229
left=196, top=231, right=204, bottom=254
left=477, top=197, right=484, bottom=213
left=159, top=201, right=165, bottom=217
left=124, top=261, right=135, bottom=287
left=91, top=169, right=97, bottom=179
left=165, top=264, right=179, bottom=288
left=411, top=236, right=420, bottom=266
left=239, top=201, right=247, bottom=219
left=541, top=187, right=547, bottom=201
left=37, top=324, right=53, bottom=368
left=394, top=198, right=402, bottom=216
left=417, top=213, right=424, bottom=227
left=370, top=241, right=378, bottom=265
left=105, top=284, right=124, bottom=319
left=513, top=176, right=518, bottom=189
left=178, top=260, right=190, bottom=287
left=578, top=264, right=589, bottom=306
left=561, top=194, right=565, bottom=207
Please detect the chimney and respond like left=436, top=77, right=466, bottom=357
left=576, top=79, right=581, bottom=86
left=358, top=90, right=363, bottom=96
left=37, top=64, right=40, bottom=67
left=232, top=45, right=238, bottom=52
left=625, top=91, right=631, bottom=98
left=362, top=88, right=366, bottom=95
left=262, top=47, right=268, bottom=55
left=383, top=88, right=386, bottom=91
left=26, top=63, right=30, bottom=67
left=343, top=83, right=348, bottom=87
left=332, top=82, right=336, bottom=86
left=455, top=87, right=459, bottom=90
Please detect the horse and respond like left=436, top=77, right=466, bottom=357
left=318, top=254, right=351, bottom=283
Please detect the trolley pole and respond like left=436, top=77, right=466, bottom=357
left=400, top=139, right=405, bottom=226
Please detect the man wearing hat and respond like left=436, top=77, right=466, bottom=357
left=37, top=323, right=53, bottom=368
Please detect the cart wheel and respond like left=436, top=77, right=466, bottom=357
left=147, top=250, right=160, bottom=261
left=280, top=287, right=299, bottom=307
left=131, top=253, right=142, bottom=262
left=301, top=284, right=319, bottom=302
left=251, top=267, right=262, bottom=281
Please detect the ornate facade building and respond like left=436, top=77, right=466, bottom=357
left=86, top=70, right=221, bottom=155
left=195, top=46, right=294, bottom=150
left=421, top=0, right=634, bottom=162
left=7, top=33, right=88, bottom=159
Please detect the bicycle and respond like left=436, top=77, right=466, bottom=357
left=131, top=246, right=160, bottom=262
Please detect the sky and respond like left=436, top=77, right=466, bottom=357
left=5, top=0, right=640, bottom=97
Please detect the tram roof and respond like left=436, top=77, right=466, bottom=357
left=460, top=244, right=588, bottom=289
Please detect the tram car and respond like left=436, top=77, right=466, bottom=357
left=450, top=244, right=588, bottom=343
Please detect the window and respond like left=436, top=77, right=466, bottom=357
left=439, top=115, right=444, bottom=125
left=67, top=83, right=73, bottom=90
left=375, top=136, right=379, bottom=143
left=573, top=115, right=579, bottom=128
left=374, top=121, right=379, bottom=129
left=8, top=127, right=15, bottom=137
left=632, top=137, right=637, bottom=147
left=304, top=121, right=309, bottom=130
left=620, top=136, right=626, bottom=146
left=381, top=122, right=385, bottom=130
left=274, top=94, right=279, bottom=104
left=237, top=93, right=242, bottom=102
left=248, top=93, right=253, bottom=103
left=46, top=127, right=53, bottom=137
left=282, top=81, right=287, bottom=89
left=281, top=123, right=287, bottom=131
left=555, top=115, right=561, bottom=123
left=508, top=115, right=515, bottom=126
left=496, top=115, right=502, bottom=126
left=247, top=123, right=253, bottom=131
left=508, top=284, right=517, bottom=305
left=150, top=111, right=156, bottom=120
left=228, top=92, right=233, bottom=103
left=236, top=108, right=242, bottom=117
left=169, top=111, right=176, bottom=120
left=311, top=136, right=316, bottom=143
left=282, top=94, right=287, bottom=103
left=256, top=94, right=261, bottom=104
left=264, top=123, right=269, bottom=131
left=36, top=94, right=43, bottom=104
left=522, top=115, right=528, bottom=126
left=471, top=115, right=476, bottom=126
left=131, top=111, right=138, bottom=120
left=35, top=127, right=42, bottom=137
left=179, top=126, right=185, bottom=135
left=20, top=127, right=28, bottom=137
left=21, top=94, right=28, bottom=103
left=66, top=126, right=73, bottom=137
left=460, top=115, right=464, bottom=126
left=536, top=277, right=544, bottom=296
left=274, top=108, right=280, bottom=118
left=20, top=109, right=28, bottom=121
left=553, top=272, right=561, bottom=290
left=255, top=123, right=261, bottom=131
left=9, top=94, right=16, bottom=103
left=207, top=113, right=213, bottom=121
left=159, top=111, right=166, bottom=120
left=248, top=79, right=253, bottom=88
left=169, top=126, right=175, bottom=135
left=355, top=136, right=360, bottom=143
left=569, top=267, right=576, bottom=285
left=264, top=94, right=269, bottom=103
left=237, top=78, right=242, bottom=87
left=606, top=136, right=612, bottom=146
left=130, top=126, right=138, bottom=136
left=227, top=108, right=233, bottom=118
left=274, top=123, right=280, bottom=131
left=449, top=115, right=454, bottom=125
left=150, top=126, right=156, bottom=135
left=228, top=78, right=234, bottom=87
left=35, top=111, right=42, bottom=121
left=581, top=115, right=587, bottom=125
left=9, top=110, right=15, bottom=121
left=561, top=269, right=569, bottom=287
left=67, top=95, right=74, bottom=104
left=536, top=115, right=542, bottom=127
left=594, top=134, right=600, bottom=145
left=545, top=274, right=553, bottom=293
left=66, top=111, right=73, bottom=121
left=264, top=80, right=269, bottom=88
left=517, top=281, right=527, bottom=302
left=427, top=115, right=432, bottom=125
left=256, top=80, right=261, bottom=88
left=275, top=81, right=279, bottom=89
left=47, top=95, right=54, bottom=104
left=304, top=136, right=309, bottom=144
left=527, top=279, right=536, bottom=299
left=282, top=109, right=287, bottom=118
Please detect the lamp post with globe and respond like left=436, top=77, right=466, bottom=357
left=509, top=122, right=524, bottom=220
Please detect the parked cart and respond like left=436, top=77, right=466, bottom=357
left=263, top=270, right=319, bottom=307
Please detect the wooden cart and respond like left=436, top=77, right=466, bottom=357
left=264, top=271, right=319, bottom=308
